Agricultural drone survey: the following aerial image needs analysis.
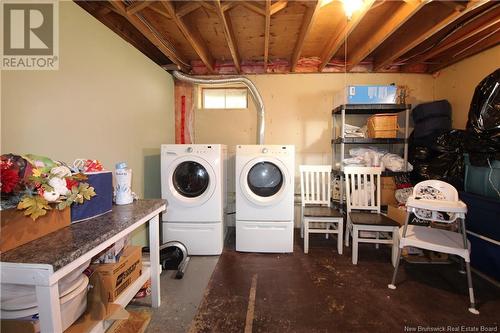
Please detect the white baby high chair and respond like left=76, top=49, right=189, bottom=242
left=388, top=180, right=479, bottom=314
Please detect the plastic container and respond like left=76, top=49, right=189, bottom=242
left=1, top=274, right=89, bottom=331
left=1, top=259, right=91, bottom=304
left=114, top=162, right=133, bottom=205
left=367, top=114, right=398, bottom=138
left=464, top=154, right=500, bottom=200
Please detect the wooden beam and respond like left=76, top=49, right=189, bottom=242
left=402, top=3, right=500, bottom=69
left=125, top=0, right=152, bottom=15
left=264, top=0, right=271, bottom=72
left=108, top=0, right=189, bottom=72
left=241, top=1, right=266, bottom=16
left=214, top=0, right=241, bottom=73
left=270, top=0, right=288, bottom=16
left=373, top=0, right=489, bottom=71
left=428, top=29, right=500, bottom=73
left=161, top=1, right=215, bottom=73
left=346, top=0, right=426, bottom=71
left=290, top=1, right=321, bottom=72
left=77, top=1, right=173, bottom=67
left=148, top=5, right=171, bottom=19
left=176, top=2, right=201, bottom=17
left=221, top=1, right=236, bottom=12
left=319, top=0, right=375, bottom=71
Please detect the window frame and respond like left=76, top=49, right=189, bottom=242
left=200, top=87, right=249, bottom=110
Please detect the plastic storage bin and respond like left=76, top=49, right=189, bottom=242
left=460, top=191, right=500, bottom=281
left=464, top=154, right=500, bottom=200
left=1, top=274, right=89, bottom=331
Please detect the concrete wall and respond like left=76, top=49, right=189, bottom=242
left=1, top=2, right=175, bottom=244
left=435, top=45, right=500, bottom=129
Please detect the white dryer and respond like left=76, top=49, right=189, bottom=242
left=161, top=144, right=226, bottom=255
left=235, top=145, right=295, bottom=253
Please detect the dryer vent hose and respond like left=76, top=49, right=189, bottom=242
left=171, top=71, right=265, bottom=144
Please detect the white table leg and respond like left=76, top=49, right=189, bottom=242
left=36, top=284, right=62, bottom=333
left=149, top=214, right=161, bottom=308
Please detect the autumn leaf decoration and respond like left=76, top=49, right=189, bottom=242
left=18, top=196, right=52, bottom=220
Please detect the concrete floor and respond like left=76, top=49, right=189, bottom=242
left=128, top=256, right=219, bottom=333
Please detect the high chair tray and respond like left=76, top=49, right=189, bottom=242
left=406, top=197, right=467, bottom=213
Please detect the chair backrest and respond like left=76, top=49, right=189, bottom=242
left=413, top=180, right=458, bottom=201
left=344, top=166, right=382, bottom=213
left=411, top=180, right=460, bottom=223
left=299, top=165, right=332, bottom=207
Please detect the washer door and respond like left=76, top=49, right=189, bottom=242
left=167, top=156, right=216, bottom=207
left=240, top=157, right=290, bottom=206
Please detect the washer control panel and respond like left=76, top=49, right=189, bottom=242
left=185, top=145, right=213, bottom=154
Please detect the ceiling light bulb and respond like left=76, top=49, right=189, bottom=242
left=342, top=0, right=364, bottom=19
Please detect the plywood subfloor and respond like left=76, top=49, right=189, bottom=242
left=190, top=229, right=500, bottom=332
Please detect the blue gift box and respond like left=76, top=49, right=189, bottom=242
left=71, top=171, right=113, bottom=223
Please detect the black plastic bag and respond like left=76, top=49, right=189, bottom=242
left=466, top=68, right=500, bottom=139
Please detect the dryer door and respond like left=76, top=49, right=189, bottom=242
left=167, top=156, right=216, bottom=207
left=240, top=157, right=290, bottom=206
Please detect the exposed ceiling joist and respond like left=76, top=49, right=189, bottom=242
left=264, top=0, right=271, bottom=72
left=148, top=6, right=171, bottom=19
left=214, top=0, right=241, bottom=73
left=125, top=0, right=152, bottom=15
left=290, top=0, right=321, bottom=72
left=221, top=1, right=236, bottom=12
left=270, top=0, right=288, bottom=16
left=346, top=0, right=426, bottom=71
left=241, top=1, right=266, bottom=16
left=108, top=0, right=189, bottom=72
left=176, top=2, right=201, bottom=17
left=428, top=28, right=500, bottom=73
left=373, top=0, right=490, bottom=71
left=161, top=1, right=215, bottom=73
left=77, top=1, right=172, bottom=67
left=402, top=3, right=500, bottom=70
left=319, top=0, right=376, bottom=71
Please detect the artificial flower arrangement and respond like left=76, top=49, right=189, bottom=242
left=0, top=154, right=96, bottom=220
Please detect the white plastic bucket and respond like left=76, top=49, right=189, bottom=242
left=1, top=274, right=89, bottom=331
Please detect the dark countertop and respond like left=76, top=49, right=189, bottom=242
left=0, top=199, right=166, bottom=271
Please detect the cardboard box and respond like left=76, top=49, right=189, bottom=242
left=0, top=318, right=39, bottom=333
left=387, top=204, right=409, bottom=226
left=0, top=208, right=70, bottom=253
left=348, top=85, right=397, bottom=104
left=380, top=176, right=397, bottom=206
left=71, top=171, right=113, bottom=223
left=91, top=245, right=142, bottom=302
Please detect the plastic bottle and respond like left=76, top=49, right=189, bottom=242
left=114, top=162, right=133, bottom=205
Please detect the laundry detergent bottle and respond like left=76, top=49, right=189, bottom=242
left=114, top=162, right=133, bottom=205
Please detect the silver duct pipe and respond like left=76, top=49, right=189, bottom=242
left=172, top=71, right=265, bottom=144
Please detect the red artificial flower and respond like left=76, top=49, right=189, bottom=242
left=0, top=169, right=20, bottom=193
left=37, top=186, right=45, bottom=196
left=66, top=178, right=79, bottom=191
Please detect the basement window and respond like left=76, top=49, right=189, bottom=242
left=201, top=88, right=248, bottom=109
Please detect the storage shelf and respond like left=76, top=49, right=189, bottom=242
left=332, top=138, right=406, bottom=144
left=87, top=262, right=155, bottom=333
left=332, top=104, right=410, bottom=115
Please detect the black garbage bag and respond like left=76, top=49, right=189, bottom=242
left=466, top=68, right=500, bottom=140
left=426, top=130, right=468, bottom=190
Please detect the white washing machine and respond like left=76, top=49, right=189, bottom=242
left=161, top=144, right=226, bottom=255
left=235, top=145, right=295, bottom=253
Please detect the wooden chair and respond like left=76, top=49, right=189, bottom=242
left=388, top=180, right=479, bottom=314
left=344, top=166, right=399, bottom=266
left=300, top=165, right=343, bottom=254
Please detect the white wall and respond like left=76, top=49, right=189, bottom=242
left=1, top=2, right=175, bottom=244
